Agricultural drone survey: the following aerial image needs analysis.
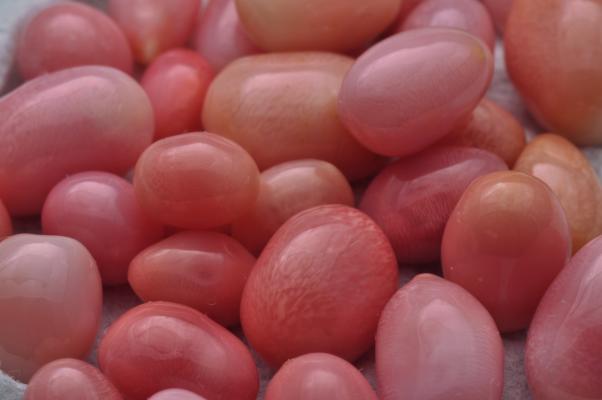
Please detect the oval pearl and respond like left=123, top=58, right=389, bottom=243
left=505, top=0, right=602, bottom=145
left=338, top=28, right=493, bottom=157
left=481, top=0, right=512, bottom=32
left=442, top=171, right=571, bottom=332
left=129, top=231, right=255, bottom=326
left=149, top=389, right=206, bottom=400
left=141, top=49, right=213, bottom=140
left=0, top=234, right=102, bottom=382
left=24, top=359, right=121, bottom=400
left=265, top=353, right=378, bottom=400
left=202, top=52, right=383, bottom=181
left=192, top=0, right=259, bottom=71
left=437, top=98, right=526, bottom=166
left=526, top=236, right=602, bottom=399
left=241, top=205, right=398, bottom=367
left=399, top=0, right=496, bottom=50
left=42, top=172, right=164, bottom=286
left=360, top=147, right=507, bottom=264
left=98, top=302, right=258, bottom=400
left=231, top=160, right=355, bottom=255
left=376, top=274, right=504, bottom=400
left=107, top=0, right=199, bottom=64
left=134, top=132, right=260, bottom=230
left=235, top=0, right=401, bottom=52
left=16, top=2, right=133, bottom=80
left=0, top=66, right=153, bottom=216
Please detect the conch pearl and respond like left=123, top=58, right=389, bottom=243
left=0, top=234, right=102, bottom=382
left=231, top=159, right=354, bottom=255
left=41, top=172, right=164, bottom=286
left=16, top=2, right=132, bottom=80
left=376, top=274, right=504, bottom=400
left=23, top=359, right=121, bottom=400
left=482, top=0, right=513, bottom=32
left=149, top=389, right=206, bottom=400
left=338, top=28, right=493, bottom=157
left=442, top=171, right=571, bottom=332
left=505, top=0, right=602, bottom=145
left=515, top=134, right=602, bottom=253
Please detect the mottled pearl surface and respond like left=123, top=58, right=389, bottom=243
left=149, top=389, right=206, bottom=400
left=505, top=0, right=602, bottom=145
left=0, top=235, right=102, bottom=382
left=376, top=274, right=504, bottom=400
left=24, top=359, right=122, bottom=400
left=202, top=52, right=383, bottom=181
left=99, top=302, right=258, bottom=400
left=338, top=28, right=493, bottom=157
left=16, top=2, right=132, bottom=80
left=42, top=172, right=164, bottom=286
left=241, top=205, right=398, bottom=367
left=442, top=171, right=571, bottom=332
left=232, top=160, right=354, bottom=255
left=0, top=66, right=153, bottom=216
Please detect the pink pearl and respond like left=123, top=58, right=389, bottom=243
left=0, top=66, right=153, bottom=216
left=231, top=159, right=355, bottom=255
left=149, top=389, right=206, bottom=400
left=133, top=132, right=260, bottom=229
left=338, top=28, right=493, bottom=157
left=376, top=274, right=504, bottom=400
left=481, top=0, right=512, bottom=32
left=265, top=353, right=378, bottom=400
left=141, top=49, right=214, bottom=140
left=0, top=235, right=102, bottom=382
left=360, top=147, right=507, bottom=264
left=192, top=0, right=260, bottom=71
left=99, top=302, right=259, bottom=400
left=241, top=205, right=398, bottom=367
left=24, top=359, right=121, bottom=400
left=42, top=171, right=164, bottom=286
left=16, top=2, right=132, bottom=80
left=129, top=231, right=255, bottom=326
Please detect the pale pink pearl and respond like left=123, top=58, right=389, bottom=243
left=149, top=389, right=207, bottom=400
left=0, top=235, right=102, bottom=382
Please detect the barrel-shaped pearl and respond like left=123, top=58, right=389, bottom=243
left=0, top=66, right=153, bottom=216
left=338, top=28, right=493, bottom=157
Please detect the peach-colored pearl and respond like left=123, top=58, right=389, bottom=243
left=515, top=134, right=602, bottom=253
left=338, top=28, right=493, bottom=157
left=235, top=0, right=402, bottom=52
left=0, top=66, right=153, bottom=216
left=442, top=171, right=571, bottom=332
left=482, top=0, right=512, bottom=32
left=129, top=231, right=255, bottom=327
left=0, top=235, right=102, bottom=382
left=134, top=132, right=260, bottom=230
left=16, top=2, right=132, bottom=80
left=438, top=98, right=526, bottom=166
left=505, top=0, right=602, bottom=145
left=42, top=172, right=164, bottom=286
left=376, top=274, right=504, bottom=400
left=149, top=389, right=206, bottom=400
left=202, top=52, right=383, bottom=181
left=231, top=160, right=354, bottom=255
left=24, top=359, right=121, bottom=400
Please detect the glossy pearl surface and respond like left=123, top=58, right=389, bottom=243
left=129, top=231, right=255, bottom=326
left=141, top=49, right=213, bottom=140
left=42, top=172, right=164, bottom=286
left=0, top=66, right=153, bottom=216
left=17, top=2, right=132, bottom=80
left=98, top=302, right=258, bottom=400
left=338, top=28, right=493, bottom=157
left=134, top=132, right=260, bottom=230
left=442, top=171, right=571, bottom=332
left=265, top=353, right=378, bottom=400
left=24, top=359, right=122, bottom=400
left=149, top=389, right=206, bottom=400
left=241, top=205, right=398, bottom=367
left=361, top=147, right=507, bottom=264
left=505, top=0, right=602, bottom=145
left=202, top=52, right=383, bottom=181
left=0, top=235, right=102, bottom=382
left=376, top=274, right=504, bottom=400
left=232, top=159, right=354, bottom=255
